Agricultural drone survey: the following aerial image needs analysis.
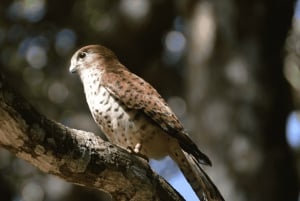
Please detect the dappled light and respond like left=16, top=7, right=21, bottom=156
left=21, top=181, right=45, bottom=201
left=7, top=0, right=46, bottom=23
left=285, top=11, right=300, bottom=153
left=167, top=96, right=187, bottom=118
left=26, top=45, right=47, bottom=69
left=0, top=0, right=298, bottom=201
left=189, top=1, right=216, bottom=64
left=47, top=81, right=69, bottom=104
left=229, top=135, right=262, bottom=173
left=286, top=112, right=300, bottom=149
left=225, top=56, right=249, bottom=86
left=162, top=30, right=186, bottom=65
left=55, top=29, right=77, bottom=57
left=119, top=0, right=150, bottom=22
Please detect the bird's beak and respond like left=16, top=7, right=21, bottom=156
left=69, top=62, right=78, bottom=73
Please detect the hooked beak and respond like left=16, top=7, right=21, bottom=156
left=69, top=63, right=78, bottom=73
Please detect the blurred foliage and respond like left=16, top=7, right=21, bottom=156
left=0, top=0, right=299, bottom=201
left=0, top=0, right=186, bottom=132
left=0, top=0, right=189, bottom=201
left=285, top=17, right=300, bottom=187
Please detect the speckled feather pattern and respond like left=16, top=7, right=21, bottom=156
left=102, top=66, right=183, bottom=131
left=81, top=67, right=172, bottom=158
left=70, top=45, right=224, bottom=201
left=101, top=66, right=212, bottom=165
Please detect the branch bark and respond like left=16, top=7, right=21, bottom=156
left=0, top=72, right=183, bottom=201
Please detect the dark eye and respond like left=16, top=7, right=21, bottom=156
left=78, top=52, right=86, bottom=59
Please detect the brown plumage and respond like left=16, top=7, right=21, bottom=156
left=69, top=44, right=224, bottom=201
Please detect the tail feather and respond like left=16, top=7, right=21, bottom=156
left=171, top=149, right=224, bottom=201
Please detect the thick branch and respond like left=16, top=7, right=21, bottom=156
left=0, top=73, right=183, bottom=201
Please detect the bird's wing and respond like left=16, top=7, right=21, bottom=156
left=102, top=67, right=211, bottom=165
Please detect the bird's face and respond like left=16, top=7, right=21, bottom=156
left=69, top=45, right=118, bottom=75
left=69, top=45, right=101, bottom=75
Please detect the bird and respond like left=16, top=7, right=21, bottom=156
left=69, top=44, right=224, bottom=201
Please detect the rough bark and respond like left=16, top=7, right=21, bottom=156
left=0, top=73, right=183, bottom=201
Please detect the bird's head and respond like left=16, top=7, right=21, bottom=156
left=69, top=45, right=118, bottom=75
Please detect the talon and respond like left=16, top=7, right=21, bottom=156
left=134, top=143, right=142, bottom=153
left=126, top=146, right=134, bottom=153
left=127, top=144, right=149, bottom=162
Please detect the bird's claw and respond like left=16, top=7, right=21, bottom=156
left=127, top=144, right=149, bottom=162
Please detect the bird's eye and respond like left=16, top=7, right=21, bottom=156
left=78, top=52, right=86, bottom=59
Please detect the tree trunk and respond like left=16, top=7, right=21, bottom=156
left=185, top=1, right=298, bottom=201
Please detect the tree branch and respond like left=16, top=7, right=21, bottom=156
left=0, top=73, right=183, bottom=201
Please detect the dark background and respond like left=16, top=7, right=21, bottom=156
left=0, top=0, right=299, bottom=201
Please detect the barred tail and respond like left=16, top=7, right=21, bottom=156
left=170, top=149, right=224, bottom=201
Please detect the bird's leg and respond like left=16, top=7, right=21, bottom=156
left=127, top=143, right=149, bottom=162
left=134, top=143, right=142, bottom=153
